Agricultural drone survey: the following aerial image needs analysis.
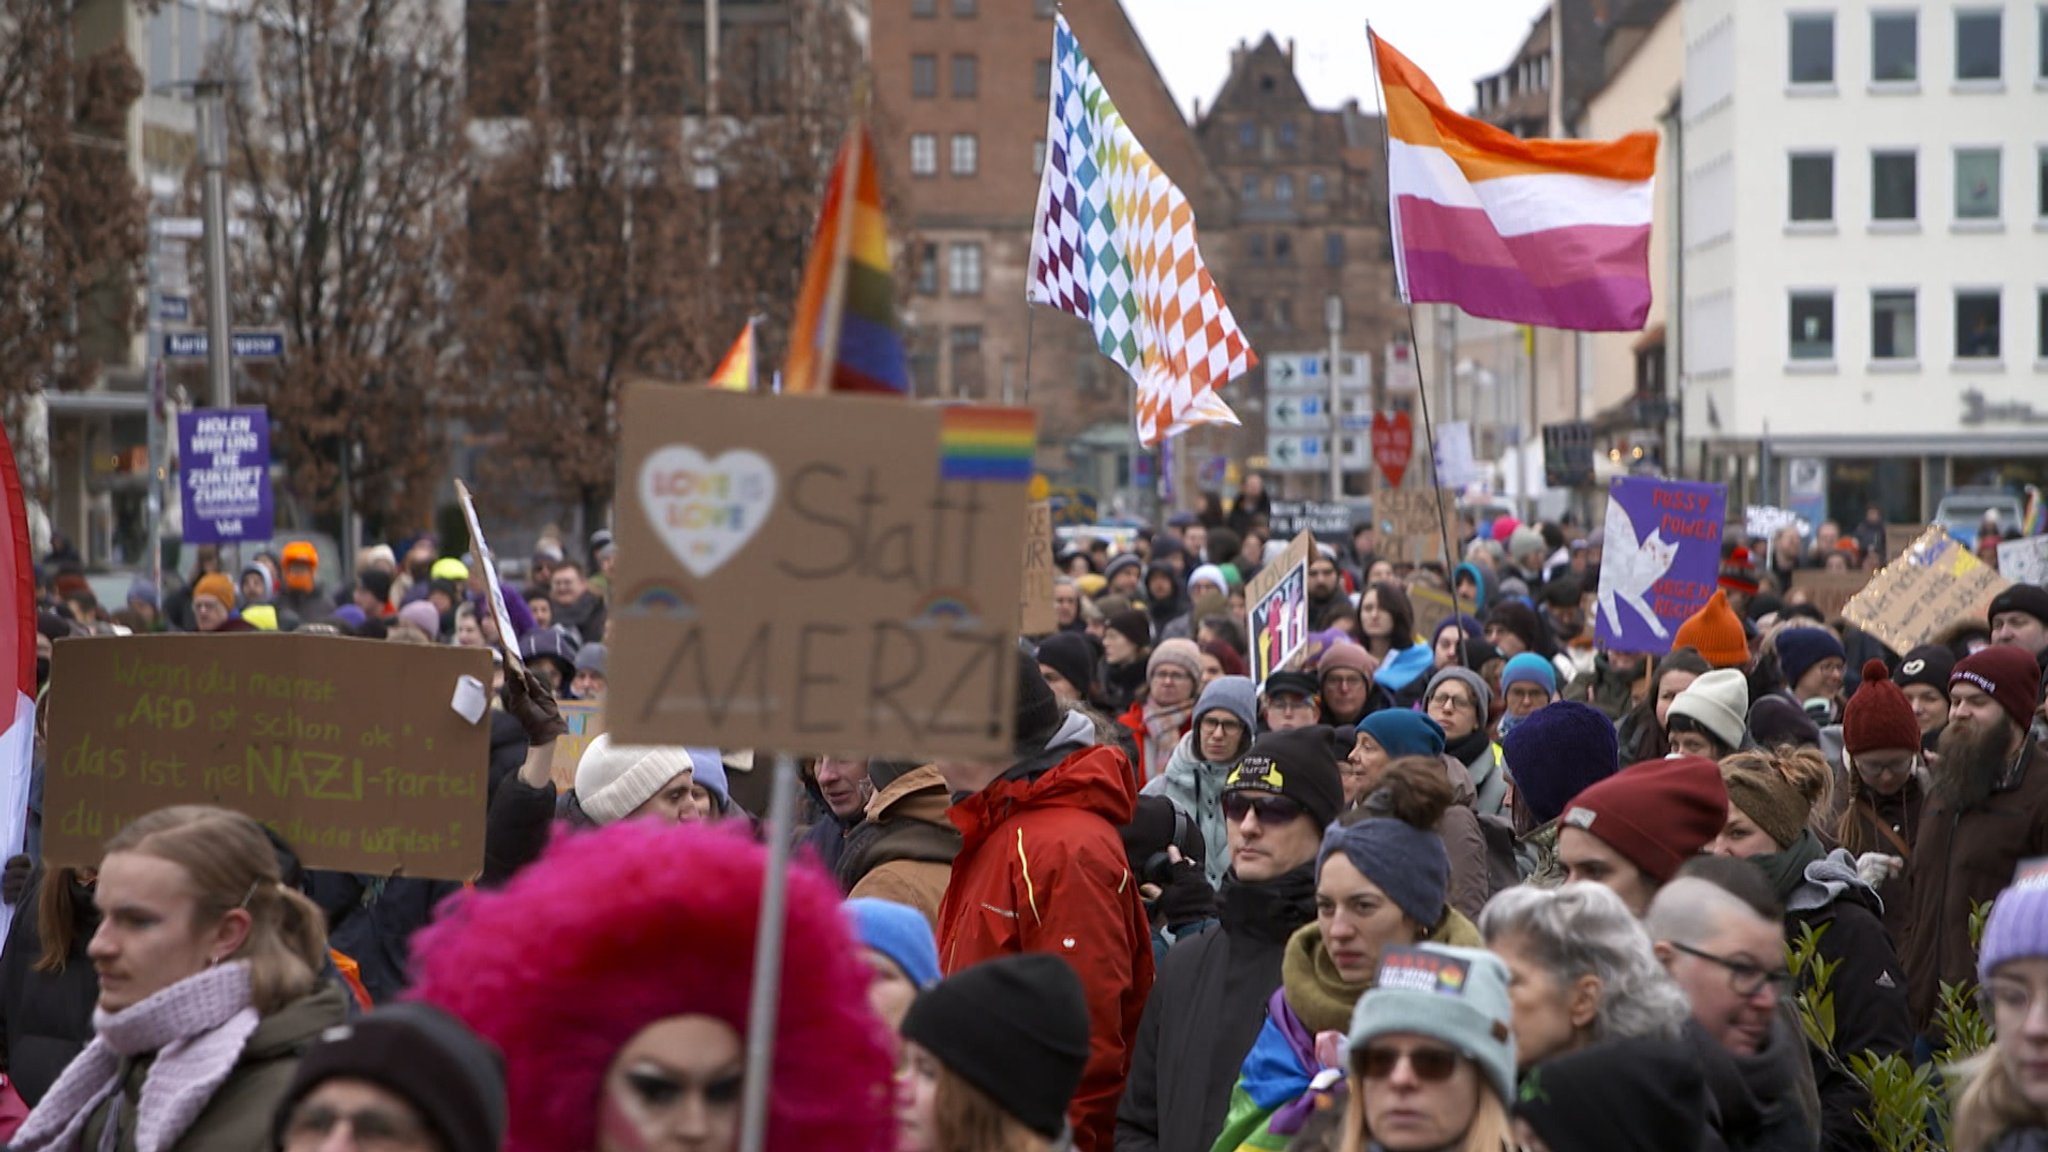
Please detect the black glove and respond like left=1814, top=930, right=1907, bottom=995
left=2, top=854, right=30, bottom=908
left=501, top=664, right=569, bottom=746
left=1155, top=854, right=1216, bottom=932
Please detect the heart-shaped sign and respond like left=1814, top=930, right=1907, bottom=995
left=639, top=446, right=778, bottom=579
left=1372, top=411, right=1414, bottom=489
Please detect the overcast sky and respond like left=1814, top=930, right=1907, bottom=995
left=1122, top=0, right=1551, bottom=120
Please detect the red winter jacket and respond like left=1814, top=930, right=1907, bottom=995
left=937, top=717, right=1156, bottom=1152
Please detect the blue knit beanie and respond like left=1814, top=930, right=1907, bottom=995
left=1356, top=710, right=1447, bottom=760
left=1979, top=860, right=2048, bottom=984
left=1502, top=700, right=1621, bottom=825
left=1776, top=627, right=1847, bottom=692
left=1501, top=652, right=1559, bottom=697
left=1318, top=817, right=1450, bottom=927
left=846, top=898, right=943, bottom=989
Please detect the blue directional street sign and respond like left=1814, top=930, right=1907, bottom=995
left=157, top=296, right=190, bottom=322
left=162, top=330, right=287, bottom=360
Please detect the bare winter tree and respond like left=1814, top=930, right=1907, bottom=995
left=222, top=0, right=469, bottom=534
left=0, top=0, right=147, bottom=469
left=460, top=0, right=864, bottom=531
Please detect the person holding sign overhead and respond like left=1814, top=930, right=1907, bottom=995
left=10, top=806, right=349, bottom=1152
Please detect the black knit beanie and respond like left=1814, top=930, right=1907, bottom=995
left=901, top=953, right=1091, bottom=1138
left=274, top=1003, right=505, bottom=1152
left=1226, top=725, right=1347, bottom=829
left=1034, top=632, right=1097, bottom=698
left=1516, top=1035, right=1707, bottom=1152
left=1014, top=647, right=1062, bottom=750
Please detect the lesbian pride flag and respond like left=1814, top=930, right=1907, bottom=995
left=1372, top=33, right=1657, bottom=332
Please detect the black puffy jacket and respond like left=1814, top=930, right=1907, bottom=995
left=0, top=865, right=100, bottom=1106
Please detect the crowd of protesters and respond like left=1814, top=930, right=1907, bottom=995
left=6, top=488, right=2048, bottom=1152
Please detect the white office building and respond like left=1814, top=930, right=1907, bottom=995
left=1679, top=0, right=2048, bottom=526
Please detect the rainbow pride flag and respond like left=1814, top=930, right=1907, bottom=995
left=783, top=124, right=909, bottom=396
left=939, top=407, right=1036, bottom=483
left=1372, top=32, right=1657, bottom=332
left=2023, top=486, right=2045, bottom=537
left=709, top=319, right=756, bottom=392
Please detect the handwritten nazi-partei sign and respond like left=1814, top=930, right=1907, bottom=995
left=44, top=634, right=492, bottom=879
left=610, top=385, right=1035, bottom=759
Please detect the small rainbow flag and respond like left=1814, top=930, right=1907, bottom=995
left=709, top=319, right=756, bottom=392
left=783, top=124, right=909, bottom=396
left=2024, top=485, right=2045, bottom=537
left=939, top=407, right=1037, bottom=484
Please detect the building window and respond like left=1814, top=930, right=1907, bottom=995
left=1871, top=11, right=1917, bottom=81
left=950, top=134, right=977, bottom=175
left=1238, top=122, right=1256, bottom=149
left=1246, top=234, right=1266, bottom=263
left=1033, top=0, right=1054, bottom=16
left=950, top=55, right=977, bottom=98
left=1274, top=174, right=1295, bottom=202
left=1274, top=233, right=1293, bottom=264
left=1035, top=58, right=1051, bottom=100
left=947, top=242, right=984, bottom=296
left=2040, top=6, right=2047, bottom=80
left=1872, top=150, right=1917, bottom=220
left=1032, top=139, right=1045, bottom=175
left=1957, top=290, right=2001, bottom=358
left=951, top=0, right=976, bottom=15
left=911, top=54, right=936, bottom=98
left=1956, top=10, right=2002, bottom=80
left=1279, top=121, right=1297, bottom=147
left=1956, top=147, right=2001, bottom=219
left=1871, top=290, right=1917, bottom=359
left=1325, top=231, right=1345, bottom=267
left=1308, top=172, right=1328, bottom=201
left=910, top=133, right=937, bottom=176
left=1241, top=174, right=1259, bottom=203
left=2038, top=146, right=2048, bottom=218
left=949, top=326, right=984, bottom=393
left=2039, top=289, right=2048, bottom=359
left=1789, top=292, right=1835, bottom=360
left=1789, top=153, right=1834, bottom=222
left=1789, top=13, right=1834, bottom=85
left=911, top=0, right=935, bottom=16
left=915, top=243, right=938, bottom=295
left=1273, top=299, right=1293, bottom=329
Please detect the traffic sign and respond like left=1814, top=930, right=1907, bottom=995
left=157, top=296, right=190, bottom=322
left=1265, top=434, right=1326, bottom=473
left=1268, top=394, right=1325, bottom=429
left=1340, top=413, right=1374, bottom=431
left=163, top=330, right=287, bottom=361
left=153, top=217, right=247, bottom=240
left=1267, top=353, right=1323, bottom=390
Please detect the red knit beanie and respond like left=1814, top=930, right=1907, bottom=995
left=1843, top=659, right=1922, bottom=756
left=1952, top=645, right=2043, bottom=734
left=1560, top=757, right=1730, bottom=884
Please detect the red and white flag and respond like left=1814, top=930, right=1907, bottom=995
left=0, top=424, right=33, bottom=941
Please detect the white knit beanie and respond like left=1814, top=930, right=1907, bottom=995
left=575, top=734, right=695, bottom=824
left=1668, top=668, right=1749, bottom=750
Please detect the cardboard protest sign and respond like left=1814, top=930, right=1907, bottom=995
left=456, top=479, right=525, bottom=675
left=1999, top=536, right=2048, bottom=587
left=609, top=386, right=1032, bottom=759
left=1245, top=530, right=1312, bottom=685
left=1884, top=524, right=1924, bottom=565
left=1408, top=586, right=1461, bottom=645
left=1790, top=570, right=1873, bottom=621
left=1020, top=499, right=1056, bottom=635
left=1594, top=477, right=1727, bottom=654
left=1845, top=527, right=2011, bottom=656
left=549, top=700, right=606, bottom=791
left=1377, top=488, right=1458, bottom=564
left=1267, top=500, right=1356, bottom=540
left=1745, top=504, right=1808, bottom=542
left=44, top=634, right=491, bottom=879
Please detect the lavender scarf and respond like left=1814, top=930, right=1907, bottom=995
left=13, top=961, right=259, bottom=1152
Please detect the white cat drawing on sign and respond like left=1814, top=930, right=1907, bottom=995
left=1598, top=499, right=1679, bottom=639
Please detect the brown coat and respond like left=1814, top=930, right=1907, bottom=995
left=841, top=765, right=962, bottom=926
left=1437, top=755, right=1494, bottom=921
left=1905, top=740, right=2048, bottom=1032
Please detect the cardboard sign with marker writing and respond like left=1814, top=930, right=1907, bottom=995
left=1790, top=570, right=1873, bottom=622
left=44, top=635, right=491, bottom=880
left=456, top=479, right=524, bottom=674
left=610, top=386, right=1032, bottom=758
left=1408, top=586, right=1461, bottom=645
left=1245, top=531, right=1313, bottom=686
left=1844, top=527, right=2011, bottom=655
left=1377, top=488, right=1458, bottom=565
left=550, top=701, right=607, bottom=791
left=1020, top=500, right=1055, bottom=635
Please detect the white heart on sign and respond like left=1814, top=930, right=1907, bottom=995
left=639, top=446, right=778, bottom=579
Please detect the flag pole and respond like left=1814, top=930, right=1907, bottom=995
left=1022, top=305, right=1036, bottom=406
left=1367, top=22, right=1465, bottom=627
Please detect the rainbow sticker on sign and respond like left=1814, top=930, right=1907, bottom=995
left=939, top=407, right=1036, bottom=484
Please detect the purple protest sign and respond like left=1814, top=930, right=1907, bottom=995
left=177, top=407, right=273, bottom=544
left=1594, top=476, right=1727, bottom=654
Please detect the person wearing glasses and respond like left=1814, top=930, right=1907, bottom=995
left=1116, top=725, right=1343, bottom=1152
left=1339, top=944, right=1518, bottom=1152
left=1119, top=639, right=1206, bottom=787
left=272, top=1003, right=504, bottom=1152
left=1423, top=666, right=1508, bottom=820
left=1646, top=857, right=1821, bottom=1152
left=1708, top=748, right=1911, bottom=1152
left=1211, top=749, right=1481, bottom=1152
left=1258, top=671, right=1324, bottom=735
left=1951, top=861, right=2048, bottom=1151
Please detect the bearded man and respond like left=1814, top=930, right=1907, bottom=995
left=1904, top=645, right=2048, bottom=1034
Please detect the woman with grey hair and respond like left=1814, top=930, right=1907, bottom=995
left=1478, top=881, right=1693, bottom=1071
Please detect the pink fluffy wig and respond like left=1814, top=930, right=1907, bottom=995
left=408, top=821, right=894, bottom=1152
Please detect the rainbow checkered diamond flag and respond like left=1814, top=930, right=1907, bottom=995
left=1028, top=14, right=1255, bottom=447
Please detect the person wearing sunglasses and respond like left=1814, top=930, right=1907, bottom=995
left=1117, top=726, right=1343, bottom=1152
left=1211, top=750, right=1481, bottom=1152
left=1646, top=857, right=1820, bottom=1152
left=1340, top=944, right=1518, bottom=1152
